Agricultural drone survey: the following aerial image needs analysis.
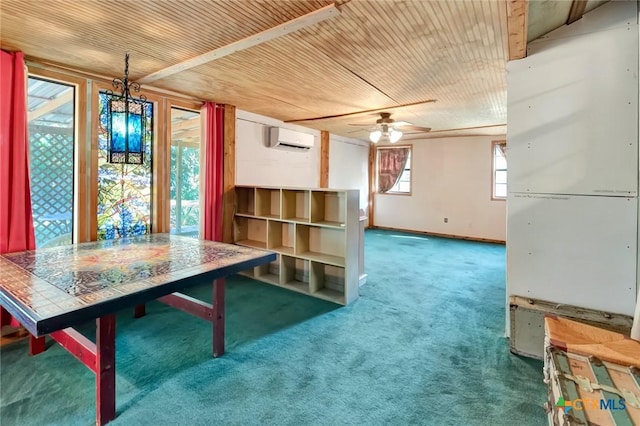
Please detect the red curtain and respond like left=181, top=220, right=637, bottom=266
left=377, top=147, right=410, bottom=193
left=202, top=102, right=225, bottom=242
left=497, top=142, right=507, bottom=158
left=0, top=50, right=36, bottom=328
left=0, top=50, right=35, bottom=254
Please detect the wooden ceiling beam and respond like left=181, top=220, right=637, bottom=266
left=506, top=0, right=529, bottom=60
left=285, top=100, right=436, bottom=124
left=566, top=0, right=588, bottom=25
left=400, top=123, right=507, bottom=140
left=423, top=123, right=506, bottom=134
left=28, top=89, right=73, bottom=122
left=139, top=4, right=341, bottom=84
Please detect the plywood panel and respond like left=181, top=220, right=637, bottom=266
left=528, top=0, right=572, bottom=42
left=636, top=0, right=640, bottom=341
left=529, top=0, right=636, bottom=42
left=507, top=194, right=637, bottom=316
left=508, top=24, right=638, bottom=196
left=631, top=0, right=640, bottom=340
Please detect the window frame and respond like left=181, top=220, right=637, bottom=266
left=491, top=140, right=507, bottom=201
left=26, top=62, right=204, bottom=244
left=167, top=100, right=203, bottom=232
left=169, top=104, right=202, bottom=237
left=376, top=144, right=413, bottom=196
left=28, top=69, right=88, bottom=244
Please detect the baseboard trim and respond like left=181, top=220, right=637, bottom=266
left=366, top=226, right=505, bottom=245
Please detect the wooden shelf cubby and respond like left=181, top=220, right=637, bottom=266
left=235, top=186, right=256, bottom=216
left=233, top=216, right=267, bottom=249
left=310, top=190, right=346, bottom=227
left=253, top=254, right=280, bottom=285
left=295, top=224, right=345, bottom=267
left=255, top=188, right=281, bottom=219
left=281, top=255, right=310, bottom=295
left=310, top=262, right=345, bottom=303
left=282, top=189, right=310, bottom=222
left=234, top=186, right=360, bottom=305
left=267, top=220, right=295, bottom=256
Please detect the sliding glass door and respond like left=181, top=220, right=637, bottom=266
left=170, top=107, right=201, bottom=238
left=27, top=77, right=75, bottom=248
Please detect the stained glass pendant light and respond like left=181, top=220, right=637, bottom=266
left=106, top=53, right=146, bottom=164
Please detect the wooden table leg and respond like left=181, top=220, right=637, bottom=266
left=133, top=304, right=146, bottom=318
left=212, top=279, right=225, bottom=357
left=0, top=306, right=12, bottom=327
left=1, top=306, right=46, bottom=355
left=96, top=314, right=116, bottom=426
left=28, top=335, right=46, bottom=355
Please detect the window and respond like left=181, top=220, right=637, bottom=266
left=27, top=77, right=75, bottom=248
left=24, top=65, right=200, bottom=244
left=377, top=146, right=411, bottom=194
left=492, top=141, right=507, bottom=199
left=170, top=107, right=201, bottom=237
left=97, top=92, right=154, bottom=240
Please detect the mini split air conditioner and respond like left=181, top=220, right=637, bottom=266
left=269, top=127, right=314, bottom=151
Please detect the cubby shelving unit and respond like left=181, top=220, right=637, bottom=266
left=233, top=186, right=360, bottom=305
left=233, top=216, right=267, bottom=249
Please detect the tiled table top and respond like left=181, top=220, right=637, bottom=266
left=0, top=234, right=275, bottom=335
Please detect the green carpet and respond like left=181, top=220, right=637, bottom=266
left=0, top=229, right=546, bottom=425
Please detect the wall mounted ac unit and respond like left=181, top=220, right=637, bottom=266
left=269, top=127, right=314, bottom=150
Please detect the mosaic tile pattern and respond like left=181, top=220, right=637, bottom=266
left=0, top=234, right=273, bottom=322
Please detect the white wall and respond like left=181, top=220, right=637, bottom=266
left=506, top=1, right=639, bottom=322
left=235, top=110, right=370, bottom=211
left=235, top=110, right=320, bottom=187
left=328, top=134, right=370, bottom=216
left=374, top=136, right=507, bottom=241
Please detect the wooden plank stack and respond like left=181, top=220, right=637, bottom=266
left=543, top=316, right=640, bottom=425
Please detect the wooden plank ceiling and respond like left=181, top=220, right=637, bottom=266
left=0, top=0, right=604, bottom=141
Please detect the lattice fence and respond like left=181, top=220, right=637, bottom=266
left=29, top=125, right=74, bottom=247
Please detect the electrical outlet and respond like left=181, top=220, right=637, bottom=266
left=444, top=218, right=448, bottom=223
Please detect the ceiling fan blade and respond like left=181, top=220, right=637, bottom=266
left=284, top=99, right=437, bottom=123
left=348, top=123, right=375, bottom=128
left=399, top=124, right=431, bottom=132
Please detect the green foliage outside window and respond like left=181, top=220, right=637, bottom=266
left=170, top=144, right=200, bottom=233
left=97, top=93, right=153, bottom=240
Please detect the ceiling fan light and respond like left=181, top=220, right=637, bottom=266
left=389, top=129, right=403, bottom=143
left=369, top=130, right=382, bottom=143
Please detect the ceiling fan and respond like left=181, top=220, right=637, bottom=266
left=349, top=112, right=431, bottom=143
